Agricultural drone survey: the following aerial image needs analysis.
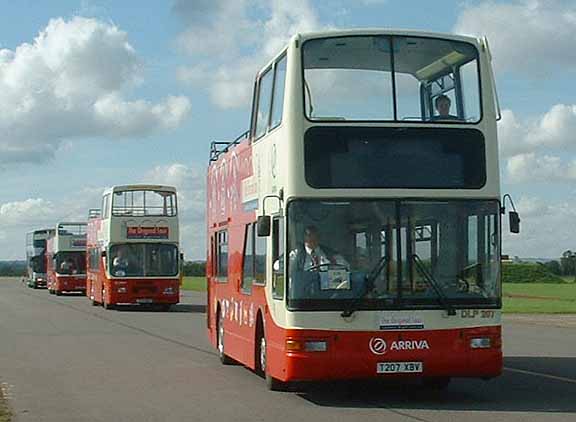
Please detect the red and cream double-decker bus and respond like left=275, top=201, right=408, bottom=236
left=86, top=185, right=181, bottom=310
left=206, top=29, right=520, bottom=390
left=46, top=223, right=87, bottom=295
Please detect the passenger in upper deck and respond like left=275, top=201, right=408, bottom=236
left=432, top=95, right=460, bottom=121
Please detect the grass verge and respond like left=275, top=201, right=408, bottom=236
left=0, top=385, right=11, bottom=422
left=181, top=277, right=206, bottom=292
left=503, top=283, right=576, bottom=314
left=181, top=277, right=575, bottom=314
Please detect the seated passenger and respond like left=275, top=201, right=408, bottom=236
left=432, top=95, right=460, bottom=121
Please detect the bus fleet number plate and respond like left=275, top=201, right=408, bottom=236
left=377, top=362, right=423, bottom=374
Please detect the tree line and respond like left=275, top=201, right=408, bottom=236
left=541, top=250, right=576, bottom=278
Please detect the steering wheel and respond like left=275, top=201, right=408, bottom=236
left=306, top=262, right=349, bottom=272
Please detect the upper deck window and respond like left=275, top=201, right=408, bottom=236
left=303, top=35, right=481, bottom=123
left=112, top=190, right=177, bottom=217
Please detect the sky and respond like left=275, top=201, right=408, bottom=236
left=1, top=0, right=575, bottom=260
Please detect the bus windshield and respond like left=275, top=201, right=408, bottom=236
left=285, top=199, right=500, bottom=311
left=109, top=244, right=178, bottom=277
left=55, top=251, right=86, bottom=275
left=303, top=35, right=481, bottom=123
left=112, top=190, right=177, bottom=217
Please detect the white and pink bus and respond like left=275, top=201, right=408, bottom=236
left=207, top=29, right=519, bottom=390
left=86, top=185, right=181, bottom=310
left=46, top=223, right=87, bottom=295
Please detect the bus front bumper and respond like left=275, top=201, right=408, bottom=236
left=273, top=326, right=502, bottom=382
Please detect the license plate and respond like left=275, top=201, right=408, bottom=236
left=136, top=298, right=153, bottom=304
left=377, top=362, right=423, bottom=374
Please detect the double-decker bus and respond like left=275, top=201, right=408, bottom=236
left=206, top=29, right=520, bottom=390
left=46, top=223, right=87, bottom=295
left=25, top=229, right=53, bottom=288
left=86, top=185, right=181, bottom=310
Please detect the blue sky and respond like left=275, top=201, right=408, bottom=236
left=1, top=0, right=575, bottom=260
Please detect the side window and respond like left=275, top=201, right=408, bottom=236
left=217, top=230, right=228, bottom=279
left=272, top=218, right=284, bottom=299
left=254, top=226, right=266, bottom=285
left=255, top=67, right=274, bottom=139
left=102, top=194, right=110, bottom=219
left=270, top=54, right=287, bottom=129
left=242, top=224, right=254, bottom=292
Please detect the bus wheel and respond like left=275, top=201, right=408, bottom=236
left=257, top=327, right=288, bottom=391
left=423, top=377, right=451, bottom=390
left=55, top=290, right=62, bottom=296
left=102, top=289, right=114, bottom=310
left=217, top=307, right=234, bottom=365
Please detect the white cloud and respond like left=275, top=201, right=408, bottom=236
left=507, top=153, right=576, bottom=183
left=0, top=199, right=57, bottom=225
left=503, top=195, right=576, bottom=258
left=0, top=17, right=191, bottom=165
left=175, top=0, right=323, bottom=109
left=454, top=0, right=576, bottom=75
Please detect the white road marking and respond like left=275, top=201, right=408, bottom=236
left=504, top=366, right=576, bottom=385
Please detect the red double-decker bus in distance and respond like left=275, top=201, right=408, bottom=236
left=86, top=185, right=181, bottom=311
left=46, top=223, right=87, bottom=295
left=206, top=29, right=520, bottom=390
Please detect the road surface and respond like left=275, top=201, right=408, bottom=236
left=0, top=278, right=575, bottom=421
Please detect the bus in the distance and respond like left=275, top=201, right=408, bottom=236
left=86, top=185, right=181, bottom=311
left=25, top=229, right=53, bottom=288
left=206, top=29, right=520, bottom=390
left=46, top=223, right=87, bottom=295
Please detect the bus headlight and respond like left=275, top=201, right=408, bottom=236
left=117, top=287, right=127, bottom=293
left=470, top=337, right=491, bottom=349
left=285, top=339, right=328, bottom=352
left=163, top=287, right=176, bottom=295
left=305, top=341, right=328, bottom=352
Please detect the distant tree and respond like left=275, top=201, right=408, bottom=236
left=183, top=261, right=206, bottom=277
left=543, top=260, right=561, bottom=275
left=560, top=250, right=576, bottom=278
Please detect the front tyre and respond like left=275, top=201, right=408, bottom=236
left=217, top=307, right=234, bottom=365
left=256, top=327, right=288, bottom=391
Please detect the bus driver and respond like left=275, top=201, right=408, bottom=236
left=289, top=226, right=348, bottom=271
left=112, top=246, right=130, bottom=276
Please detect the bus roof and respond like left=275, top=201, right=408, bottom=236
left=103, top=184, right=177, bottom=196
left=296, top=29, right=481, bottom=45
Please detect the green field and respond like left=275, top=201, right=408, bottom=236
left=503, top=282, right=576, bottom=314
left=181, top=277, right=206, bottom=292
left=181, top=276, right=575, bottom=314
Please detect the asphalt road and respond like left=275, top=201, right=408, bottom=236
left=1, top=277, right=575, bottom=422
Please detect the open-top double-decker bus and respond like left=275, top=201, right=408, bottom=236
left=46, top=223, right=87, bottom=295
left=25, top=229, right=53, bottom=288
left=86, top=185, right=181, bottom=310
left=206, top=29, right=519, bottom=390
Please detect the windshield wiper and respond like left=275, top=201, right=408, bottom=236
left=341, top=256, right=387, bottom=318
left=411, top=254, right=456, bottom=316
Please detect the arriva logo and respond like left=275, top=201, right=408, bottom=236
left=369, top=337, right=387, bottom=355
left=369, top=338, right=430, bottom=355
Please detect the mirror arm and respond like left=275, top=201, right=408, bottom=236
left=501, top=193, right=517, bottom=214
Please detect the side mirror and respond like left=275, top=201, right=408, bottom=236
left=257, top=215, right=271, bottom=237
left=180, top=253, right=184, bottom=260
left=509, top=211, right=520, bottom=234
left=101, top=250, right=107, bottom=258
